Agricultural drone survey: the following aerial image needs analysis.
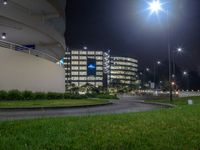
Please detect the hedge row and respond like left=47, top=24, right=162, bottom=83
left=0, top=90, right=117, bottom=101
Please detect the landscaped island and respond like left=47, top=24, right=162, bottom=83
left=0, top=99, right=109, bottom=108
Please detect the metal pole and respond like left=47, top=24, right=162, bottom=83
left=154, top=63, right=156, bottom=89
left=167, top=9, right=173, bottom=102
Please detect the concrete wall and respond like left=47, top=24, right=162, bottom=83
left=0, top=47, right=65, bottom=93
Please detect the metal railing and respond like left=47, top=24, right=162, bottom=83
left=0, top=40, right=60, bottom=63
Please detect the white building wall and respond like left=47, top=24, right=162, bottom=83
left=0, top=47, right=65, bottom=93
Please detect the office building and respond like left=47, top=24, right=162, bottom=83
left=110, top=57, right=138, bottom=86
left=64, top=50, right=104, bottom=87
left=64, top=50, right=138, bottom=88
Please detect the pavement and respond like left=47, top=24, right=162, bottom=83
left=0, top=95, right=168, bottom=120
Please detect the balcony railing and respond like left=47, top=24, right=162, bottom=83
left=0, top=40, right=61, bottom=64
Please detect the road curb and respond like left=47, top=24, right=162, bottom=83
left=138, top=101, right=176, bottom=108
left=0, top=102, right=113, bottom=111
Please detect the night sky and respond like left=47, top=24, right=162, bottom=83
left=66, top=0, right=200, bottom=71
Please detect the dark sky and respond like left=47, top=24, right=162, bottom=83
left=66, top=0, right=200, bottom=71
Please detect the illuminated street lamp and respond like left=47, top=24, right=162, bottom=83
left=154, top=60, right=161, bottom=89
left=183, top=71, right=188, bottom=76
left=172, top=47, right=184, bottom=79
left=177, top=47, right=183, bottom=52
left=148, top=0, right=163, bottom=14
left=157, top=61, right=161, bottom=65
left=147, top=0, right=174, bottom=102
left=83, top=46, right=88, bottom=50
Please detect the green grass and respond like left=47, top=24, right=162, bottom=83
left=0, top=99, right=108, bottom=108
left=147, top=96, right=200, bottom=106
left=1, top=104, right=200, bottom=149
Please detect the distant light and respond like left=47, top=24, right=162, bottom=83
left=157, top=61, right=161, bottom=65
left=1, top=33, right=6, bottom=39
left=146, top=68, right=150, bottom=72
left=3, top=0, right=7, bottom=5
left=177, top=47, right=183, bottom=52
left=148, top=0, right=163, bottom=14
left=183, top=71, right=188, bottom=76
left=83, top=46, right=87, bottom=50
left=171, top=82, right=175, bottom=85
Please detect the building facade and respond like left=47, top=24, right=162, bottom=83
left=110, top=57, right=138, bottom=86
left=64, top=50, right=138, bottom=89
left=0, top=0, right=66, bottom=92
left=64, top=50, right=104, bottom=87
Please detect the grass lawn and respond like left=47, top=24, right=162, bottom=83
left=147, top=96, right=200, bottom=106
left=0, top=97, right=200, bottom=149
left=0, top=99, right=108, bottom=108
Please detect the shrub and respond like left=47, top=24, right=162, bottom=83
left=7, top=90, right=22, bottom=100
left=95, top=93, right=118, bottom=99
left=64, top=93, right=88, bottom=99
left=47, top=92, right=64, bottom=100
left=64, top=93, right=71, bottom=99
left=34, top=92, right=47, bottom=100
left=0, top=90, right=7, bottom=101
left=70, top=94, right=87, bottom=99
left=22, top=91, right=33, bottom=100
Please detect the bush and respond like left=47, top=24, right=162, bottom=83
left=0, top=90, right=7, bottom=101
left=64, top=93, right=88, bottom=99
left=7, top=90, right=22, bottom=100
left=64, top=93, right=71, bottom=99
left=22, top=91, right=33, bottom=100
left=95, top=93, right=118, bottom=99
left=70, top=94, right=87, bottom=99
left=34, top=92, right=47, bottom=100
left=47, top=92, right=64, bottom=100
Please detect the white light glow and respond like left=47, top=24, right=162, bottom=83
left=3, top=0, right=7, bottom=5
left=148, top=0, right=165, bottom=15
left=83, top=46, right=87, bottom=50
left=177, top=47, right=183, bottom=52
left=1, top=33, right=6, bottom=39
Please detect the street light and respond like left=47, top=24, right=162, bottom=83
left=147, top=0, right=173, bottom=102
left=183, top=71, right=189, bottom=90
left=154, top=60, right=161, bottom=89
left=172, top=47, right=183, bottom=79
left=157, top=61, right=161, bottom=65
left=83, top=46, right=88, bottom=50
left=177, top=47, right=183, bottom=52
left=183, top=71, right=188, bottom=76
left=148, top=0, right=164, bottom=14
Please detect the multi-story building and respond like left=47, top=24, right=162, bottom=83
left=64, top=50, right=104, bottom=87
left=64, top=50, right=138, bottom=88
left=0, top=0, right=66, bottom=92
left=110, top=57, right=138, bottom=86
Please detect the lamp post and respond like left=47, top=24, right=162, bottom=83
left=148, top=0, right=173, bottom=102
left=183, top=71, right=189, bottom=90
left=153, top=61, right=161, bottom=89
left=172, top=47, right=183, bottom=80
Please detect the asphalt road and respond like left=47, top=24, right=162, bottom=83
left=0, top=96, right=166, bottom=120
